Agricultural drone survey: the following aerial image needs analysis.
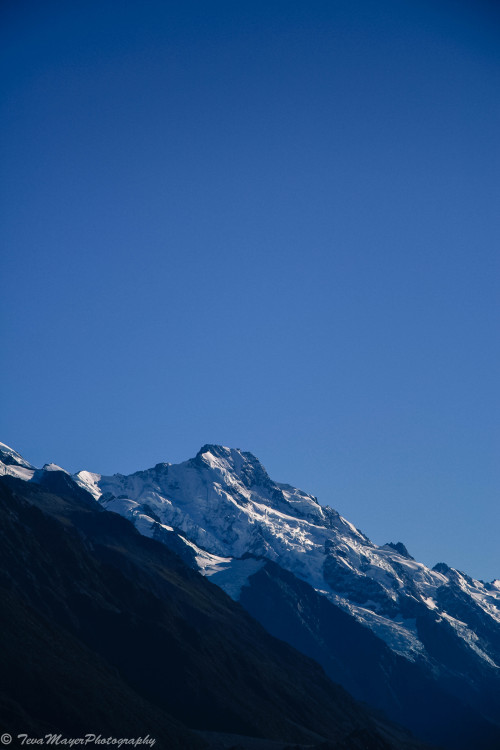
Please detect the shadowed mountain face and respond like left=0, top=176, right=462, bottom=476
left=1, top=441, right=499, bottom=749
left=236, top=559, right=500, bottom=750
left=0, top=475, right=430, bottom=750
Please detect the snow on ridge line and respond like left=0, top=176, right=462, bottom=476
left=0, top=441, right=16, bottom=451
left=69, top=446, right=500, bottom=663
left=74, top=470, right=103, bottom=500
left=0, top=441, right=35, bottom=469
left=3, top=440, right=500, bottom=664
left=0, top=463, right=35, bottom=481
left=3, top=441, right=498, bottom=591
left=3, top=442, right=499, bottom=588
left=43, top=463, right=69, bottom=474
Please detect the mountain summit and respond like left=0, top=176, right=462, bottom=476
left=2, top=441, right=499, bottom=749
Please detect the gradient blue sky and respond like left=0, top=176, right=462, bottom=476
left=1, top=0, right=499, bottom=580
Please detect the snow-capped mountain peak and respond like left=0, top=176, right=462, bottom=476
left=2, top=439, right=499, bottom=749
left=193, top=443, right=324, bottom=519
left=68, top=444, right=498, bottom=673
left=0, top=441, right=33, bottom=467
left=0, top=441, right=35, bottom=479
left=2, top=440, right=499, bottom=680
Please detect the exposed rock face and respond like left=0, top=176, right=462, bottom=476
left=2, top=441, right=500, bottom=748
left=1, top=474, right=413, bottom=749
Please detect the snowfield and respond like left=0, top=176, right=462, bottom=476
left=2, top=441, right=499, bottom=670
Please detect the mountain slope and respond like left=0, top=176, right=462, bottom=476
left=2, top=441, right=499, bottom=748
left=234, top=558, right=500, bottom=749
left=0, top=473, right=426, bottom=749
left=70, top=444, right=500, bottom=747
left=70, top=444, right=500, bottom=666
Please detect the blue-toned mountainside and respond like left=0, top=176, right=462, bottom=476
left=0, top=470, right=428, bottom=750
left=1, top=441, right=499, bottom=748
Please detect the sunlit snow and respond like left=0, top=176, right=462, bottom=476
left=3, top=441, right=499, bottom=669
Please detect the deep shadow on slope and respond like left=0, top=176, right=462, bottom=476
left=0, top=475, right=426, bottom=750
left=0, top=587, right=202, bottom=748
left=238, top=560, right=500, bottom=750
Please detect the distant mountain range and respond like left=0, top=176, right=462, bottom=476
left=1, top=441, right=499, bottom=749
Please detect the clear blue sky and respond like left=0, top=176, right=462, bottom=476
left=1, top=0, right=499, bottom=580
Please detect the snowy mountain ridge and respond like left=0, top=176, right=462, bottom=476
left=76, top=443, right=500, bottom=667
left=2, top=440, right=499, bottom=674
